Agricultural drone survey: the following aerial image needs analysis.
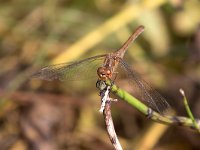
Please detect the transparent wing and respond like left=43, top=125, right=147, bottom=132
left=31, top=54, right=106, bottom=81
left=119, top=59, right=171, bottom=114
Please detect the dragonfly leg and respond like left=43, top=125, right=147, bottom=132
left=110, top=98, right=118, bottom=102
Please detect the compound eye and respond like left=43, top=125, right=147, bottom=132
left=100, top=73, right=105, bottom=77
left=106, top=70, right=112, bottom=78
left=97, top=67, right=106, bottom=78
left=97, top=67, right=112, bottom=79
left=106, top=69, right=111, bottom=75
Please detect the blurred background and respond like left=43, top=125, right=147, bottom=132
left=0, top=0, right=200, bottom=149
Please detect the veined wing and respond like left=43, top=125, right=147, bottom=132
left=32, top=54, right=106, bottom=81
left=119, top=58, right=171, bottom=114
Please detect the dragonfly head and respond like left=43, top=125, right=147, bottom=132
left=97, top=67, right=112, bottom=80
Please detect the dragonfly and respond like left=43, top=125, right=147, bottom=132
left=32, top=25, right=170, bottom=114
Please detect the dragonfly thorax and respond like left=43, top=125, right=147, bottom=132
left=97, top=67, right=112, bottom=80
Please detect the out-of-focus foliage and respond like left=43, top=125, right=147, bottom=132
left=0, top=0, right=199, bottom=150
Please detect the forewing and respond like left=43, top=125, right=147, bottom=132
left=32, top=54, right=106, bottom=81
left=119, top=59, right=171, bottom=114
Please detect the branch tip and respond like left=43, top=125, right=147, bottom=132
left=179, top=88, right=185, bottom=97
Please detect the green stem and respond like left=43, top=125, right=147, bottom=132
left=180, top=89, right=200, bottom=132
left=108, top=82, right=200, bottom=131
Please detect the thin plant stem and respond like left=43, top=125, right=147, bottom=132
left=104, top=101, right=123, bottom=150
left=106, top=81, right=200, bottom=131
left=97, top=81, right=123, bottom=150
left=180, top=89, right=200, bottom=132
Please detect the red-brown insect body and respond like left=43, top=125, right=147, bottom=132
left=97, top=67, right=112, bottom=80
left=97, top=53, right=120, bottom=80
